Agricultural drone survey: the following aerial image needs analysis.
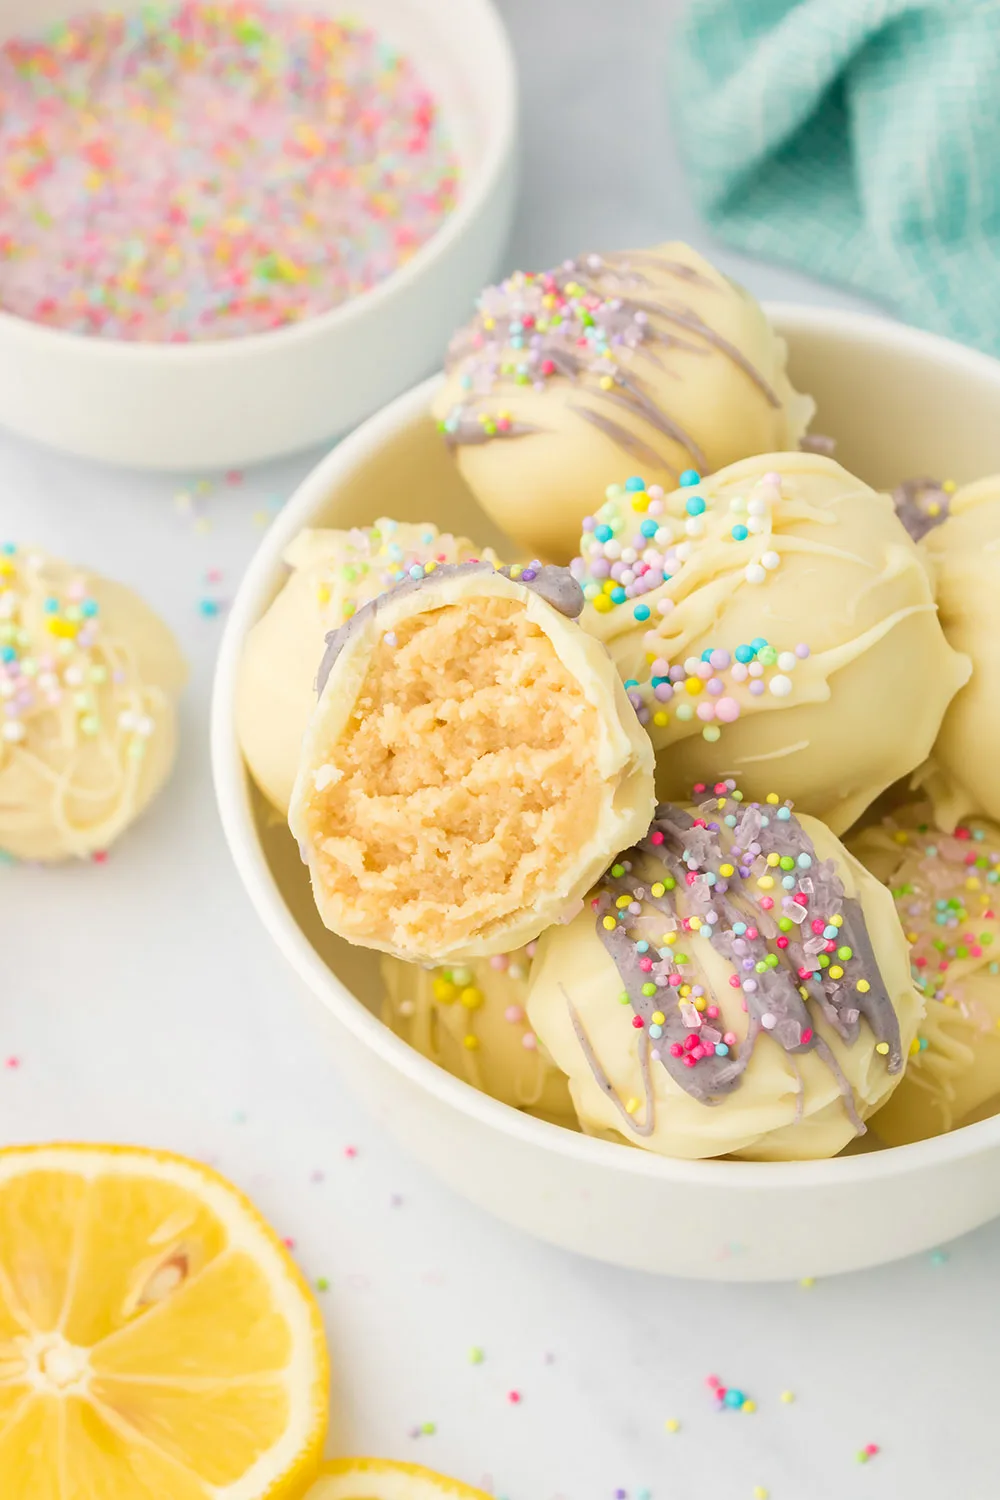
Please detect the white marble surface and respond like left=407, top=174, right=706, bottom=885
left=0, top=3, right=992, bottom=1498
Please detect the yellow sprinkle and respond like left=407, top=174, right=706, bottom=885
left=664, top=1418, right=681, bottom=1434
left=47, top=618, right=78, bottom=639
left=798, top=985, right=809, bottom=999
left=602, top=578, right=617, bottom=594
left=943, top=478, right=957, bottom=493
left=653, top=711, right=669, bottom=727
left=966, top=876, right=981, bottom=890
left=652, top=1011, right=665, bottom=1025
left=462, top=1035, right=479, bottom=1050
left=460, top=987, right=483, bottom=1010
left=856, top=979, right=870, bottom=993
left=875, top=1042, right=890, bottom=1055
left=909, top=1036, right=922, bottom=1055
left=424, top=559, right=437, bottom=573
left=757, top=876, right=774, bottom=890
left=905, top=931, right=919, bottom=943
left=720, top=863, right=735, bottom=877
left=432, top=979, right=457, bottom=1004
left=944, top=994, right=958, bottom=1007
left=831, top=914, right=843, bottom=927
left=509, top=564, right=523, bottom=579
left=765, top=793, right=779, bottom=805
left=799, top=1276, right=815, bottom=1289
left=591, top=594, right=613, bottom=613
left=780, top=1390, right=795, bottom=1404
left=625, top=1097, right=639, bottom=1116
left=829, top=965, right=844, bottom=980
left=599, top=375, right=614, bottom=390
left=694, top=997, right=706, bottom=1012
left=316, top=585, right=331, bottom=605
left=602, top=915, right=617, bottom=931
left=651, top=883, right=666, bottom=898
left=893, top=829, right=910, bottom=844
left=631, top=492, right=650, bottom=513
left=742, top=1399, right=757, bottom=1413
left=689, top=915, right=702, bottom=930
left=662, top=932, right=677, bottom=946
left=616, top=894, right=632, bottom=909
left=684, top=677, right=703, bottom=695
left=753, top=1487, right=769, bottom=1499
left=679, top=984, right=691, bottom=998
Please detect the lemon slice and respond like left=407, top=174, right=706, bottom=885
left=306, top=1458, right=491, bottom=1500
left=0, top=1144, right=328, bottom=1499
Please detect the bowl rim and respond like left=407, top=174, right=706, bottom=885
left=211, top=302, right=1000, bottom=1191
left=0, top=0, right=517, bottom=364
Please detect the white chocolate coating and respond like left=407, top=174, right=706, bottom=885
left=237, top=519, right=497, bottom=813
left=917, top=475, right=1000, bottom=829
left=527, top=797, right=922, bottom=1161
left=289, top=562, right=655, bottom=964
left=432, top=242, right=814, bottom=563
left=850, top=801, right=1000, bottom=1145
left=381, top=948, right=574, bottom=1124
left=0, top=547, right=185, bottom=861
left=574, top=453, right=971, bottom=834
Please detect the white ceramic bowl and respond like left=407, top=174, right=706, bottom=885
left=0, top=0, right=515, bottom=470
left=212, top=307, right=1000, bottom=1282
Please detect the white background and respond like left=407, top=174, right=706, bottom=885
left=2, top=3, right=996, bottom=1497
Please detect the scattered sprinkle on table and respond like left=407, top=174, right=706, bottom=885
left=664, top=1418, right=681, bottom=1433
left=857, top=1443, right=880, bottom=1463
left=468, top=1346, right=485, bottom=1364
left=0, top=2, right=459, bottom=342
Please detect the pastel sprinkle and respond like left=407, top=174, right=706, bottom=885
left=0, top=3, right=459, bottom=342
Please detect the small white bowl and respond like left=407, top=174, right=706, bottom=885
left=212, top=308, right=1000, bottom=1281
left=0, top=0, right=516, bottom=470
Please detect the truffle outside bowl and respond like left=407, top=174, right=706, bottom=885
left=212, top=307, right=1000, bottom=1282
left=0, top=0, right=516, bottom=470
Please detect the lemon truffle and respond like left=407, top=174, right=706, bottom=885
left=238, top=518, right=497, bottom=813
left=526, top=781, right=922, bottom=1161
left=432, top=241, right=814, bottom=563
left=288, top=560, right=655, bottom=964
left=910, top=474, right=1000, bottom=829
left=381, top=946, right=574, bottom=1123
left=850, top=801, right=1000, bottom=1145
left=572, top=453, right=970, bottom=834
left=0, top=544, right=185, bottom=861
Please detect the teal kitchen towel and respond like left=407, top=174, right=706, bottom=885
left=669, top=0, right=1000, bottom=353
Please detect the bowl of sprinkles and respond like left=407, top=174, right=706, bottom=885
left=213, top=302, right=1000, bottom=1282
left=0, top=0, right=516, bottom=467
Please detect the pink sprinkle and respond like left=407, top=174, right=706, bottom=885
left=504, top=1005, right=524, bottom=1023
left=344, top=1145, right=358, bottom=1159
left=521, top=1033, right=537, bottom=1051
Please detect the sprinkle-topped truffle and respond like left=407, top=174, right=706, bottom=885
left=850, top=803, right=1000, bottom=1143
left=0, top=544, right=185, bottom=860
left=527, top=780, right=922, bottom=1160
left=431, top=241, right=815, bottom=561
left=571, top=451, right=971, bottom=835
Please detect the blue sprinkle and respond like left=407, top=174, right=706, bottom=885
left=635, top=939, right=649, bottom=953
left=625, top=476, right=647, bottom=492
left=649, top=1025, right=663, bottom=1041
left=685, top=496, right=706, bottom=517
left=714, top=1043, right=729, bottom=1057
left=624, top=679, right=639, bottom=690
left=782, top=876, right=795, bottom=890
left=724, top=1388, right=745, bottom=1408
left=731, top=524, right=748, bottom=541
left=199, top=598, right=220, bottom=617
left=43, top=597, right=59, bottom=614
left=595, top=524, right=613, bottom=543
left=704, top=871, right=717, bottom=885
left=0, top=543, right=15, bottom=555
left=724, top=814, right=738, bottom=827
left=640, top=519, right=658, bottom=538
left=823, top=925, right=838, bottom=940
left=733, top=922, right=747, bottom=936
left=679, top=469, right=701, bottom=487
left=0, top=646, right=14, bottom=663
left=634, top=604, right=651, bottom=622
left=611, top=586, right=627, bottom=604
left=797, top=853, right=812, bottom=869
left=750, top=636, right=768, bottom=651
left=777, top=807, right=792, bottom=821
left=81, top=598, right=98, bottom=617
left=734, top=644, right=754, bottom=663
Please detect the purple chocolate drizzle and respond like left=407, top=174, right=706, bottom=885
left=315, top=561, right=584, bottom=696
left=573, top=785, right=901, bottom=1132
left=892, top=476, right=951, bottom=541
left=437, top=251, right=782, bottom=476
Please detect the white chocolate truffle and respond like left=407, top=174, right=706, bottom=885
left=432, top=241, right=814, bottom=562
left=911, top=475, right=1000, bottom=829
left=238, top=519, right=497, bottom=813
left=850, top=801, right=1000, bottom=1145
left=572, top=453, right=971, bottom=834
left=381, top=948, right=574, bottom=1124
left=0, top=545, right=185, bottom=861
left=526, top=782, right=922, bottom=1161
left=288, top=561, right=655, bottom=964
